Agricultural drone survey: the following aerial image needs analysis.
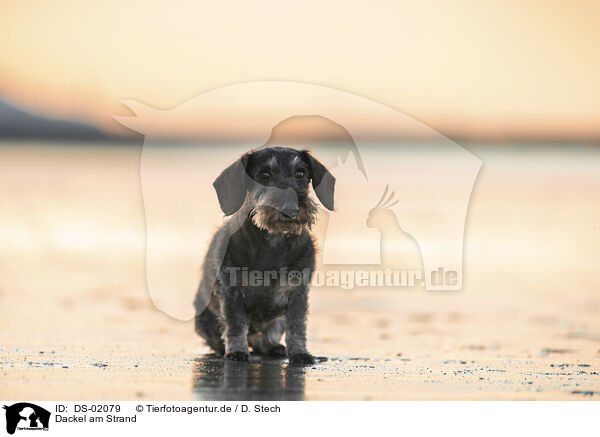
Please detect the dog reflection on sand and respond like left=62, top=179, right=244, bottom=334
left=192, top=355, right=307, bottom=401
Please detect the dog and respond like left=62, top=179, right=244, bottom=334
left=193, top=146, right=335, bottom=364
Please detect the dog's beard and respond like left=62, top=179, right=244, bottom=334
left=251, top=197, right=318, bottom=235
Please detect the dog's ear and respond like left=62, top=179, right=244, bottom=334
left=303, top=151, right=335, bottom=211
left=213, top=154, right=249, bottom=215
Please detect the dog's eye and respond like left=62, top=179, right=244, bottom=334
left=259, top=171, right=271, bottom=180
left=295, top=169, right=305, bottom=178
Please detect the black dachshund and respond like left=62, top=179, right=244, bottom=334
left=194, top=146, right=335, bottom=364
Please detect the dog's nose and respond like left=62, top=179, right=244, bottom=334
left=281, top=206, right=299, bottom=218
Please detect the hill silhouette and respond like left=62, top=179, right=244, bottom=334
left=0, top=97, right=111, bottom=141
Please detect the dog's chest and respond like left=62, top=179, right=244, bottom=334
left=228, top=232, right=313, bottom=273
left=244, top=283, right=295, bottom=321
left=250, top=282, right=294, bottom=306
left=222, top=226, right=315, bottom=320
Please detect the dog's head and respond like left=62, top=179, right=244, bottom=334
left=213, top=146, right=335, bottom=235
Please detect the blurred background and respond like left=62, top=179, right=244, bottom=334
left=1, top=0, right=599, bottom=400
left=1, top=0, right=600, bottom=142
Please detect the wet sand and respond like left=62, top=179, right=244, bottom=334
left=1, top=143, right=599, bottom=400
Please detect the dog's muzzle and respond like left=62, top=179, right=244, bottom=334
left=251, top=187, right=317, bottom=235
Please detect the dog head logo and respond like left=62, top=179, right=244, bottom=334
left=3, top=403, right=50, bottom=435
left=114, top=81, right=481, bottom=320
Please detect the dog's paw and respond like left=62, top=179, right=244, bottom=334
left=225, top=351, right=249, bottom=361
left=289, top=352, right=316, bottom=365
left=268, top=345, right=287, bottom=358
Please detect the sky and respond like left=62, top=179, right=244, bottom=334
left=1, top=0, right=599, bottom=140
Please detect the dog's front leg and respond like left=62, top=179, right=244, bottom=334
left=222, top=287, right=249, bottom=361
left=285, top=287, right=315, bottom=364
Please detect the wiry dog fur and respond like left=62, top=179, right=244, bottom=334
left=251, top=196, right=318, bottom=235
left=194, top=146, right=335, bottom=364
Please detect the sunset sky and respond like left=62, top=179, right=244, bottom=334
left=1, top=0, right=599, bottom=140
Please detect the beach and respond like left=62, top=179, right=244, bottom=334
left=1, top=143, right=599, bottom=400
